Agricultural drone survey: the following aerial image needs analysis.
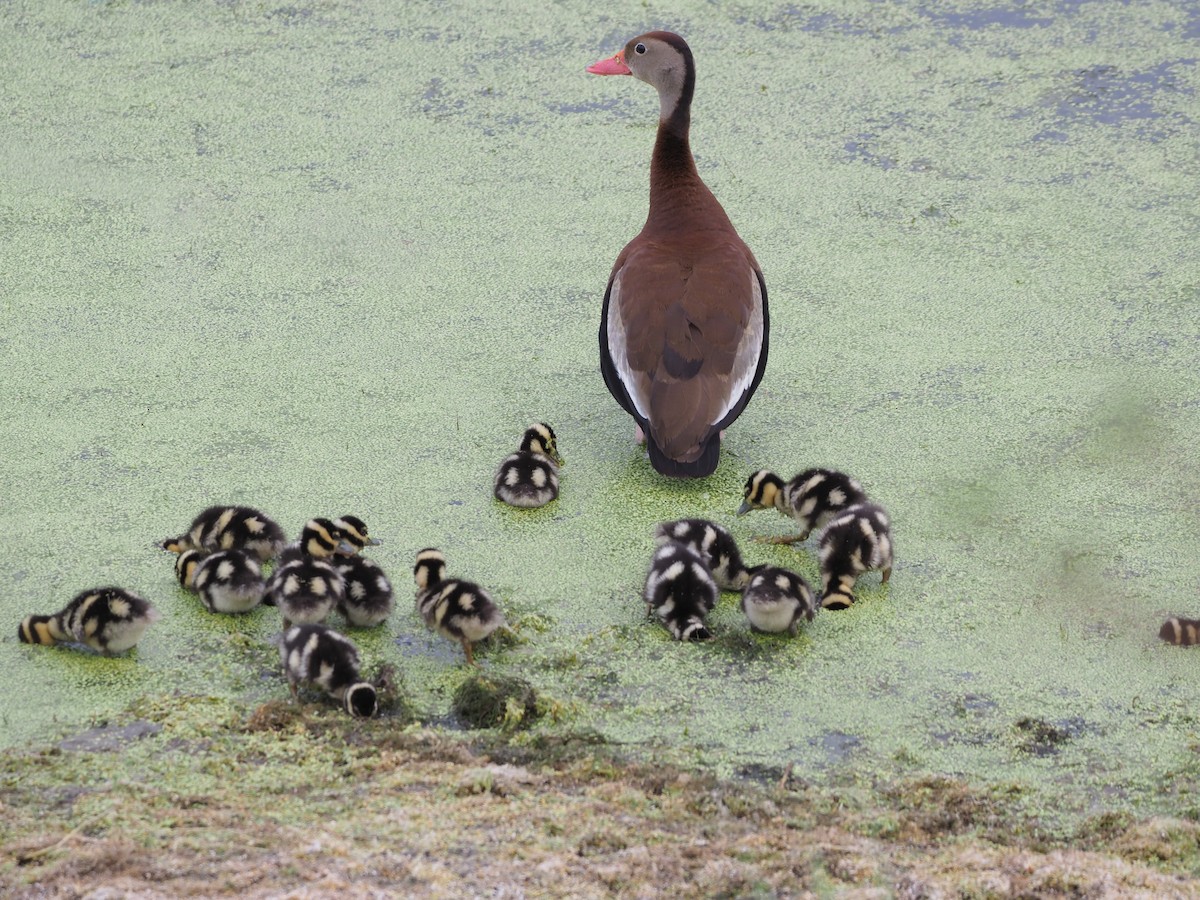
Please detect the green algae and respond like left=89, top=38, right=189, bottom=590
left=1, top=0, right=1199, bottom=834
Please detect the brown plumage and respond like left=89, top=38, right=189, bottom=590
left=589, top=32, right=768, bottom=478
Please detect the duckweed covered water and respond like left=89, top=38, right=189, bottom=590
left=2, top=0, right=1198, bottom=828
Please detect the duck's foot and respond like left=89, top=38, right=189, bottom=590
left=634, top=424, right=645, bottom=444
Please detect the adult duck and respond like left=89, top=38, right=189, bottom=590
left=588, top=31, right=768, bottom=478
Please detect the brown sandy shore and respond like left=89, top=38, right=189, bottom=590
left=3, top=695, right=1199, bottom=899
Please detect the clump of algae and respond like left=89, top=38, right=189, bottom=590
left=452, top=673, right=539, bottom=731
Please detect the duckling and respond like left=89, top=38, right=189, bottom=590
left=741, top=567, right=817, bottom=635
left=279, top=623, right=377, bottom=717
left=335, top=554, right=395, bottom=627
left=653, top=518, right=759, bottom=591
left=737, top=468, right=867, bottom=543
left=266, top=558, right=344, bottom=628
left=161, top=505, right=286, bottom=561
left=331, top=515, right=380, bottom=553
left=493, top=423, right=564, bottom=509
left=174, top=548, right=205, bottom=590
left=191, top=549, right=265, bottom=614
left=413, top=548, right=505, bottom=666
left=276, top=517, right=346, bottom=566
left=1160, top=617, right=1200, bottom=646
left=18, top=587, right=160, bottom=656
left=643, top=541, right=719, bottom=642
left=817, top=502, right=893, bottom=610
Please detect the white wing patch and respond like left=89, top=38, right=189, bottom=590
left=606, top=271, right=651, bottom=421
left=711, top=271, right=765, bottom=427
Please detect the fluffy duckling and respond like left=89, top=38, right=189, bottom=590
left=494, top=423, right=564, bottom=509
left=413, top=548, right=505, bottom=666
left=192, top=549, right=265, bottom=614
left=266, top=558, right=344, bottom=628
left=1160, top=617, right=1200, bottom=646
left=276, top=517, right=347, bottom=566
left=161, top=505, right=286, bottom=561
left=818, top=502, right=894, bottom=610
left=653, top=518, right=759, bottom=591
left=741, top=567, right=816, bottom=635
left=335, top=554, right=395, bottom=627
left=737, top=468, right=867, bottom=543
left=279, top=624, right=377, bottom=717
left=332, top=515, right=380, bottom=553
left=19, top=587, right=160, bottom=655
left=643, top=541, right=718, bottom=642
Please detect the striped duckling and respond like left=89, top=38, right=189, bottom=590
left=266, top=519, right=347, bottom=627
left=161, top=505, right=285, bottom=561
left=335, top=554, right=395, bottom=628
left=494, top=423, right=564, bottom=509
left=19, top=587, right=160, bottom=655
left=1160, top=617, right=1200, bottom=646
left=741, top=567, right=816, bottom=635
left=413, top=548, right=505, bottom=666
left=192, top=550, right=265, bottom=614
left=653, top=518, right=759, bottom=591
left=279, top=623, right=377, bottom=717
left=643, top=541, right=718, bottom=642
left=818, top=502, right=894, bottom=610
left=737, top=468, right=867, bottom=543
left=330, top=515, right=380, bottom=553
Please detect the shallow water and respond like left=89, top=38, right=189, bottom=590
left=2, top=0, right=1198, bottom=826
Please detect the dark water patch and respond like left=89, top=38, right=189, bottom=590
left=842, top=133, right=896, bottom=170
left=816, top=730, right=863, bottom=763
left=1013, top=715, right=1093, bottom=756
left=919, top=5, right=1053, bottom=31
left=59, top=719, right=161, bottom=752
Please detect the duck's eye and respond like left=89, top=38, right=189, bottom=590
left=634, top=42, right=646, bottom=55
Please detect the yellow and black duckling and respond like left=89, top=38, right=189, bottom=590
left=334, top=554, right=395, bottom=627
left=275, top=517, right=348, bottom=566
left=653, top=518, right=759, bottom=591
left=161, top=505, right=286, bottom=562
left=493, top=423, right=564, bottom=509
left=643, top=541, right=719, bottom=642
left=741, top=567, right=816, bottom=635
left=279, top=623, right=377, bottom=717
left=19, top=587, right=160, bottom=655
left=818, top=502, right=893, bottom=610
left=1160, top=617, right=1200, bottom=645
left=413, top=548, right=505, bottom=666
left=331, top=515, right=380, bottom=553
left=266, top=559, right=343, bottom=628
left=191, top=549, right=265, bottom=614
left=737, top=468, right=868, bottom=543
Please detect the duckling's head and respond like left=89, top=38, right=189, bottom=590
left=344, top=682, right=378, bottom=718
left=737, top=470, right=783, bottom=515
left=333, top=515, right=379, bottom=553
left=298, top=518, right=343, bottom=558
left=174, top=549, right=205, bottom=589
left=159, top=535, right=193, bottom=555
left=520, top=423, right=564, bottom=466
left=413, top=548, right=447, bottom=592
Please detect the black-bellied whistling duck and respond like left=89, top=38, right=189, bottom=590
left=588, top=32, right=769, bottom=478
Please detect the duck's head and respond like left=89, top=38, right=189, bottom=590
left=587, top=31, right=694, bottom=124
left=520, top=423, right=564, bottom=466
left=344, top=682, right=378, bottom=718
left=298, top=518, right=344, bottom=558
left=737, top=470, right=783, bottom=515
left=333, top=515, right=380, bottom=553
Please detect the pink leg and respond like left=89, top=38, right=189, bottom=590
left=634, top=424, right=645, bottom=444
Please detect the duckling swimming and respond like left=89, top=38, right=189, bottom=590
left=818, top=502, right=893, bottom=610
left=494, top=423, right=564, bottom=509
left=335, top=554, right=394, bottom=627
left=192, top=549, right=265, bottom=614
left=279, top=623, right=377, bottom=717
left=644, top=541, right=718, bottom=642
left=161, top=505, right=285, bottom=562
left=737, top=468, right=867, bottom=543
left=413, top=548, right=505, bottom=666
left=653, top=518, right=758, bottom=591
left=19, top=587, right=160, bottom=655
left=741, top=566, right=816, bottom=634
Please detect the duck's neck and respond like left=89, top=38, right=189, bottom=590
left=646, top=73, right=724, bottom=231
